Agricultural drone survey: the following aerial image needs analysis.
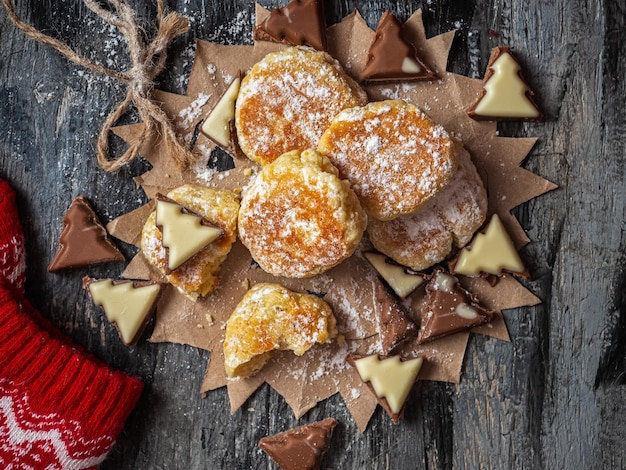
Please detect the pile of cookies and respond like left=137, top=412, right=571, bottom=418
left=134, top=5, right=531, bottom=423
left=48, top=2, right=541, bottom=454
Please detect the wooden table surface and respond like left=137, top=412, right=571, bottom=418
left=1, top=0, right=625, bottom=468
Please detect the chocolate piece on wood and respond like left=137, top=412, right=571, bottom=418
left=417, top=268, right=494, bottom=344
left=48, top=195, right=124, bottom=272
left=373, top=277, right=418, bottom=354
left=258, top=417, right=337, bottom=470
left=347, top=354, right=423, bottom=424
left=254, top=0, right=327, bottom=51
left=360, top=11, right=435, bottom=82
left=468, top=46, right=543, bottom=121
left=452, top=213, right=528, bottom=279
left=83, top=277, right=162, bottom=346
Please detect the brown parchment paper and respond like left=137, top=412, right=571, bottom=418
left=107, top=6, right=556, bottom=432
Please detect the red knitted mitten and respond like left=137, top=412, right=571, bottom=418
left=0, top=179, right=143, bottom=469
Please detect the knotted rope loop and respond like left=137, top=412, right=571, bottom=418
left=2, top=0, right=194, bottom=171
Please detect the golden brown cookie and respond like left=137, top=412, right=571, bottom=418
left=238, top=149, right=367, bottom=278
left=317, top=99, right=459, bottom=221
left=141, top=184, right=239, bottom=300
left=235, top=46, right=367, bottom=165
left=223, top=283, right=337, bottom=378
left=367, top=147, right=487, bottom=271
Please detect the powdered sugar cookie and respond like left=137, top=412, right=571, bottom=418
left=238, top=149, right=367, bottom=278
left=223, top=282, right=337, bottom=378
left=141, top=184, right=239, bottom=300
left=317, top=99, right=459, bottom=221
left=235, top=46, right=367, bottom=165
left=367, top=147, right=487, bottom=271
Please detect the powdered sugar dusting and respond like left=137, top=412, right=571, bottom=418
left=177, top=93, right=211, bottom=131
left=307, top=340, right=360, bottom=381
left=308, top=269, right=377, bottom=340
left=368, top=148, right=488, bottom=270
left=205, top=9, right=254, bottom=45
left=235, top=47, right=367, bottom=164
left=238, top=151, right=366, bottom=278
left=319, top=100, right=457, bottom=220
left=190, top=144, right=218, bottom=184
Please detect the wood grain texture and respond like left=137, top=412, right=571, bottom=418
left=1, top=0, right=625, bottom=469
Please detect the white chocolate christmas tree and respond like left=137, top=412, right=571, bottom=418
left=156, top=197, right=223, bottom=271
left=88, top=279, right=161, bottom=345
left=455, top=214, right=525, bottom=276
left=200, top=74, right=241, bottom=149
left=469, top=47, right=541, bottom=120
left=352, top=355, right=423, bottom=414
left=364, top=251, right=424, bottom=298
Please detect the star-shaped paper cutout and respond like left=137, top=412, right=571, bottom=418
left=107, top=6, right=556, bottom=432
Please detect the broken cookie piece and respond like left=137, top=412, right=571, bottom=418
left=417, top=269, right=494, bottom=344
left=200, top=72, right=242, bottom=157
left=360, top=11, right=435, bottom=82
left=364, top=251, right=424, bottom=298
left=468, top=46, right=542, bottom=121
left=258, top=417, right=337, bottom=470
left=223, top=283, right=337, bottom=378
left=141, top=185, right=239, bottom=301
left=453, top=214, right=526, bottom=278
left=83, top=277, right=162, bottom=346
left=155, top=193, right=223, bottom=273
left=48, top=195, right=124, bottom=272
left=348, top=354, right=423, bottom=424
left=373, top=277, right=418, bottom=354
left=254, top=0, right=327, bottom=51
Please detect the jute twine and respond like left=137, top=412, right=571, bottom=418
left=2, top=0, right=195, bottom=171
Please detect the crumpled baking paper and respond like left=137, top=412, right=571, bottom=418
left=107, top=6, right=556, bottom=431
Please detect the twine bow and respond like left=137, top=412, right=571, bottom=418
left=2, top=0, right=195, bottom=171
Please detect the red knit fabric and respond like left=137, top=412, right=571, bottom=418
left=0, top=285, right=144, bottom=468
left=0, top=178, right=144, bottom=468
left=0, top=180, right=26, bottom=296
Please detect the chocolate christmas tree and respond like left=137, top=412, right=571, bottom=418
left=468, top=46, right=542, bottom=121
left=258, top=418, right=337, bottom=470
left=418, top=269, right=494, bottom=344
left=360, top=11, right=435, bottom=82
left=254, top=0, right=327, bottom=51
left=48, top=195, right=124, bottom=272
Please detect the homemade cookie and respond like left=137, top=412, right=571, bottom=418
left=317, top=99, right=459, bottom=221
left=238, top=149, right=367, bottom=278
left=141, top=184, right=239, bottom=300
left=235, top=46, right=367, bottom=165
left=368, top=147, right=487, bottom=271
left=223, top=283, right=337, bottom=378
